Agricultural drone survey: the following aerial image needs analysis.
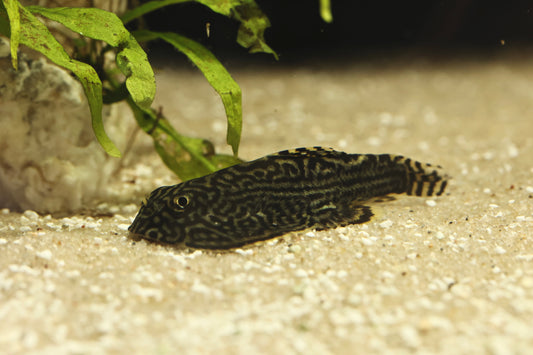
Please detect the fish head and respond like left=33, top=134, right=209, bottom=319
left=128, top=183, right=204, bottom=244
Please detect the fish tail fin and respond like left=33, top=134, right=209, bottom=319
left=395, top=156, right=449, bottom=197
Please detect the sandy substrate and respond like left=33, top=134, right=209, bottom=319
left=1, top=51, right=533, bottom=354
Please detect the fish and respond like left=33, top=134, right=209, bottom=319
left=128, top=147, right=448, bottom=249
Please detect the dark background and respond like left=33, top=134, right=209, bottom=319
left=137, top=0, right=533, bottom=63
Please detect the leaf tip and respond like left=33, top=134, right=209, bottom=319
left=320, top=0, right=333, bottom=23
left=107, top=147, right=122, bottom=158
left=10, top=55, right=18, bottom=70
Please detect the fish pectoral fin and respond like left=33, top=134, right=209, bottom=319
left=313, top=204, right=374, bottom=230
left=348, top=205, right=374, bottom=225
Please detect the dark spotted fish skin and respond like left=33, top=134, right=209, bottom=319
left=129, top=147, right=448, bottom=249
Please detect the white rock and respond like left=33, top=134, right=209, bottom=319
left=117, top=223, right=130, bottom=231
left=23, top=210, right=40, bottom=221
left=516, top=254, right=533, bottom=262
left=0, top=54, right=132, bottom=214
left=36, top=249, right=53, bottom=260
left=234, top=248, right=254, bottom=256
left=425, top=200, right=437, bottom=207
left=379, top=219, right=393, bottom=229
left=494, top=245, right=506, bottom=254
left=294, top=269, right=308, bottom=278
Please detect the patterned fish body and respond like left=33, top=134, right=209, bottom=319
left=129, top=147, right=448, bottom=249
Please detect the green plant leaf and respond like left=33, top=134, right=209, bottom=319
left=26, top=6, right=155, bottom=111
left=197, top=0, right=278, bottom=59
left=319, top=0, right=333, bottom=23
left=0, top=5, right=121, bottom=157
left=129, top=99, right=242, bottom=181
left=134, top=30, right=242, bottom=155
left=153, top=133, right=242, bottom=181
left=2, top=0, right=20, bottom=70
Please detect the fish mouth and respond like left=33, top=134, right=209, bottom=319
left=128, top=215, right=176, bottom=244
left=127, top=226, right=162, bottom=243
left=128, top=211, right=156, bottom=241
left=128, top=214, right=143, bottom=234
left=127, top=218, right=148, bottom=241
left=128, top=197, right=184, bottom=245
left=128, top=228, right=185, bottom=246
left=127, top=231, right=145, bottom=242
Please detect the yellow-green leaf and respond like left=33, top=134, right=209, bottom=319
left=2, top=0, right=20, bottom=69
left=27, top=6, right=155, bottom=110
left=134, top=30, right=242, bottom=155
left=128, top=99, right=242, bottom=181
left=319, top=0, right=333, bottom=23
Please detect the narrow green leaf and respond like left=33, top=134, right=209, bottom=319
left=197, top=0, right=278, bottom=59
left=155, top=131, right=243, bottom=181
left=128, top=99, right=242, bottom=181
left=26, top=6, right=155, bottom=110
left=152, top=111, right=242, bottom=177
left=319, top=0, right=333, bottom=23
left=2, top=0, right=20, bottom=69
left=220, top=93, right=242, bottom=155
left=134, top=30, right=242, bottom=155
left=153, top=134, right=216, bottom=181
left=13, top=6, right=121, bottom=157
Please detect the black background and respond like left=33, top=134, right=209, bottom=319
left=137, top=1, right=533, bottom=63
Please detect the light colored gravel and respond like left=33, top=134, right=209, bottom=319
left=1, top=51, right=533, bottom=354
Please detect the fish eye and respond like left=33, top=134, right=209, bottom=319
left=174, top=195, right=189, bottom=208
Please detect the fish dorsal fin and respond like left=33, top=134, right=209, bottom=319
left=273, top=146, right=338, bottom=158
